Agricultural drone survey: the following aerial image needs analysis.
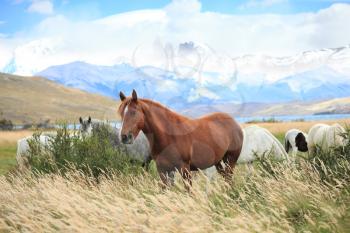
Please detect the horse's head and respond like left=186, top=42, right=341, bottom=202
left=118, top=90, right=144, bottom=144
left=330, top=123, right=346, bottom=146
left=295, top=132, right=308, bottom=152
left=79, top=116, right=92, bottom=137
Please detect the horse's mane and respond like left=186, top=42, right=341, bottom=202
left=118, top=98, right=190, bottom=121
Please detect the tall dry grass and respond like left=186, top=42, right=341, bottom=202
left=0, top=130, right=33, bottom=145
left=1, top=121, right=350, bottom=232
left=1, top=161, right=349, bottom=232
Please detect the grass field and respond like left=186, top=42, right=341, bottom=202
left=0, top=119, right=349, bottom=175
left=0, top=130, right=33, bottom=175
left=0, top=119, right=349, bottom=232
left=1, top=156, right=349, bottom=232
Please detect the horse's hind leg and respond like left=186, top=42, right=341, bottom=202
left=215, top=160, right=225, bottom=176
left=221, top=150, right=240, bottom=182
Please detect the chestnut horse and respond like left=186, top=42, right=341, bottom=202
left=118, top=90, right=243, bottom=187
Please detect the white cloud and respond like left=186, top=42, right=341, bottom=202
left=1, top=0, right=350, bottom=76
left=239, top=0, right=288, bottom=9
left=27, top=0, right=53, bottom=15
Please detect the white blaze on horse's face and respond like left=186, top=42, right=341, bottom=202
left=120, top=101, right=144, bottom=144
left=119, top=104, right=128, bottom=139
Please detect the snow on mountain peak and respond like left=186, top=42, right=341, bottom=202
left=233, top=45, right=350, bottom=83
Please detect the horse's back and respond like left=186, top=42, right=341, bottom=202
left=308, top=123, right=328, bottom=141
left=198, top=112, right=243, bottom=147
left=285, top=129, right=301, bottom=142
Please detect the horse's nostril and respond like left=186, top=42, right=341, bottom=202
left=121, top=134, right=127, bottom=142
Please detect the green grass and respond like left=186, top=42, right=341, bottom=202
left=273, top=132, right=285, bottom=144
left=0, top=142, right=17, bottom=175
left=246, top=117, right=281, bottom=124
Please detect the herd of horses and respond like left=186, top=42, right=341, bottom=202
left=16, top=90, right=347, bottom=188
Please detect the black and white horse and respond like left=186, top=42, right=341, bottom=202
left=284, top=129, right=308, bottom=156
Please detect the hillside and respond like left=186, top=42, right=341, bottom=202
left=182, top=97, right=350, bottom=118
left=255, top=97, right=350, bottom=116
left=0, top=73, right=120, bottom=124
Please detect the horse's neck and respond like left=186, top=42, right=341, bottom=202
left=140, top=101, right=190, bottom=150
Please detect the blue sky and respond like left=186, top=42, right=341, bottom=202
left=1, top=0, right=350, bottom=75
left=1, top=0, right=350, bottom=35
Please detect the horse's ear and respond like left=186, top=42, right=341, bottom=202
left=132, top=89, right=138, bottom=101
left=79, top=117, right=83, bottom=124
left=88, top=116, right=91, bottom=123
left=119, top=91, right=126, bottom=101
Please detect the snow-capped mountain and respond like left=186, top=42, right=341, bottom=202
left=4, top=43, right=350, bottom=110
left=36, top=62, right=350, bottom=110
left=36, top=62, right=202, bottom=109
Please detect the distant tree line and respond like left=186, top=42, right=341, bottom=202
left=0, top=111, right=13, bottom=130
left=0, top=111, right=54, bottom=131
left=0, top=118, right=13, bottom=130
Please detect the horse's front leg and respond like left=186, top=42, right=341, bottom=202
left=221, top=150, right=240, bottom=182
left=142, top=154, right=152, bottom=171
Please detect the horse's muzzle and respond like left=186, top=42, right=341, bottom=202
left=121, top=133, right=133, bottom=144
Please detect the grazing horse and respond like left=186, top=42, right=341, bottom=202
left=308, top=123, right=346, bottom=155
left=118, top=90, right=244, bottom=186
left=238, top=125, right=288, bottom=163
left=284, top=129, right=308, bottom=157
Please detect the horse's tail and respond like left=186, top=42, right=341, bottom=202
left=285, top=139, right=291, bottom=153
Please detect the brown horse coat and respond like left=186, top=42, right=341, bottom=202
left=119, top=90, right=243, bottom=185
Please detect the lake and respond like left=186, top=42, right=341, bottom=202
left=236, top=114, right=350, bottom=123
left=11, top=113, right=350, bottom=130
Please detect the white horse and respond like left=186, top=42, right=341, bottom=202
left=204, top=125, right=288, bottom=178
left=308, top=123, right=346, bottom=155
left=16, top=134, right=51, bottom=170
left=238, top=125, right=288, bottom=163
left=285, top=129, right=308, bottom=157
left=79, top=117, right=152, bottom=169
